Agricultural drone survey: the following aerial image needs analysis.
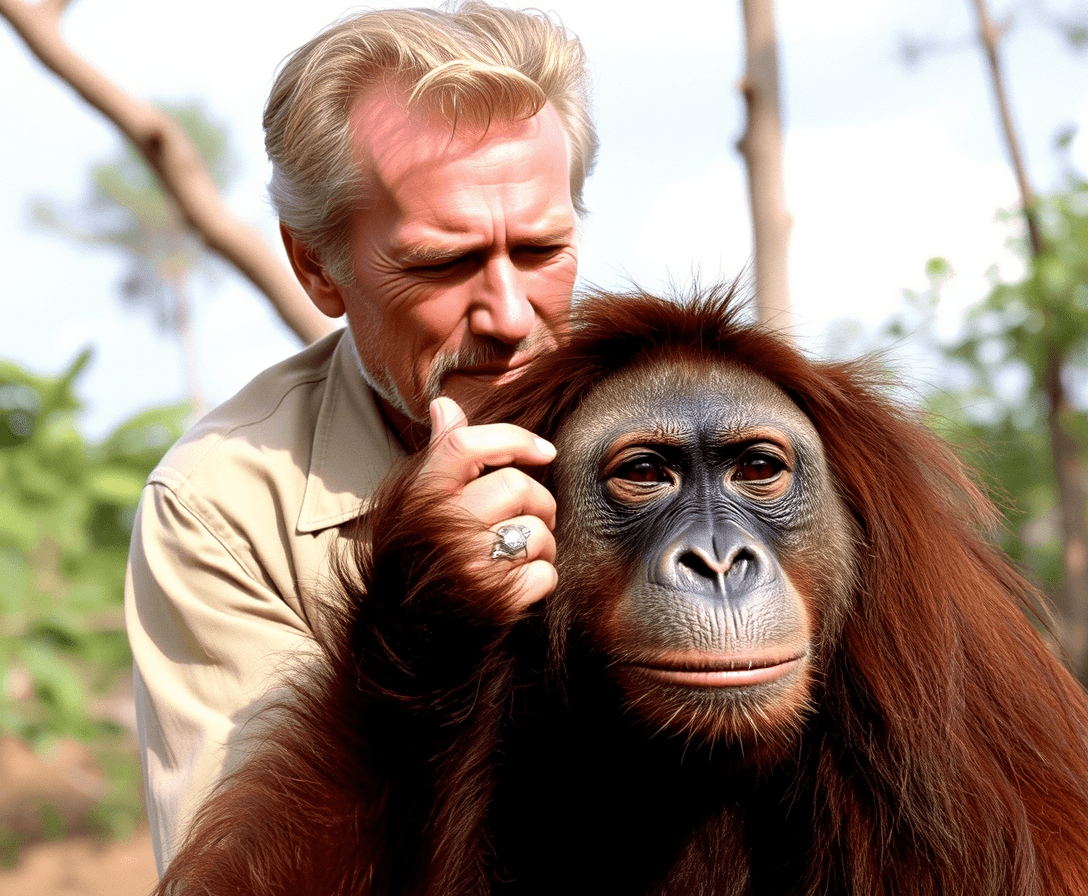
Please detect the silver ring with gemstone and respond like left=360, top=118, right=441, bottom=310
left=490, top=524, right=531, bottom=561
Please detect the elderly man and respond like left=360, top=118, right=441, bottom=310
left=125, top=1, right=597, bottom=873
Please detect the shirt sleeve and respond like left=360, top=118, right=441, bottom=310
left=124, top=477, right=317, bottom=875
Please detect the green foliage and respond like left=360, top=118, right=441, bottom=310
left=957, top=186, right=1088, bottom=388
left=891, top=178, right=1088, bottom=589
left=0, top=352, right=186, bottom=834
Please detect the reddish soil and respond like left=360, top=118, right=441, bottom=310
left=0, top=735, right=157, bottom=896
left=0, top=829, right=157, bottom=896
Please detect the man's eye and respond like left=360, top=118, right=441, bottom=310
left=733, top=453, right=786, bottom=483
left=514, top=245, right=564, bottom=263
left=413, top=257, right=468, bottom=275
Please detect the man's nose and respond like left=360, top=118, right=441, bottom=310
left=468, top=257, right=535, bottom=344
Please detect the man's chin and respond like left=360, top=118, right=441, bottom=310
left=437, top=367, right=529, bottom=421
left=435, top=379, right=489, bottom=421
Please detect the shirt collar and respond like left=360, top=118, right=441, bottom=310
left=297, top=331, right=405, bottom=534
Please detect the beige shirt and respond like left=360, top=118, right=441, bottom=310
left=124, top=329, right=403, bottom=873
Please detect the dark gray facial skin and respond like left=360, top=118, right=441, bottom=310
left=551, top=356, right=858, bottom=749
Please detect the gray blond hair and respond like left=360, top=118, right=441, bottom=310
left=264, top=1, right=598, bottom=285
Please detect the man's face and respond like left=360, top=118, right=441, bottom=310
left=323, top=88, right=578, bottom=426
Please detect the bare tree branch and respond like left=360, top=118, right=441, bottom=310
left=0, top=0, right=334, bottom=346
left=737, top=0, right=793, bottom=336
left=972, top=0, right=1042, bottom=253
left=972, top=0, right=1088, bottom=676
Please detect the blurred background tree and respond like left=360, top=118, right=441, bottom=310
left=889, top=0, right=1088, bottom=678
left=885, top=172, right=1088, bottom=670
left=0, top=101, right=228, bottom=865
left=0, top=351, right=186, bottom=857
left=31, top=103, right=235, bottom=419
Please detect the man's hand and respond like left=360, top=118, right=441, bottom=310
left=421, top=396, right=558, bottom=610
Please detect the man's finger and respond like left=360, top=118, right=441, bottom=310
left=423, top=404, right=556, bottom=488
left=458, top=469, right=557, bottom=531
left=508, top=559, right=558, bottom=610
left=428, top=396, right=468, bottom=446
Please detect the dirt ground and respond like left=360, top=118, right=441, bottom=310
left=0, top=731, right=158, bottom=896
left=0, top=829, right=158, bottom=896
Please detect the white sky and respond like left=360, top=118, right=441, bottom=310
left=2, top=0, right=1086, bottom=436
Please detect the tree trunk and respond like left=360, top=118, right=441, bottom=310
left=737, top=0, right=793, bottom=335
left=167, top=272, right=207, bottom=420
left=0, top=0, right=334, bottom=347
left=972, top=0, right=1088, bottom=676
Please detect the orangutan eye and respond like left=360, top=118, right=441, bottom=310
left=604, top=452, right=680, bottom=506
left=734, top=453, right=786, bottom=483
left=615, top=455, right=672, bottom=483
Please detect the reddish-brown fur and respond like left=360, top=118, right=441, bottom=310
left=154, top=288, right=1088, bottom=895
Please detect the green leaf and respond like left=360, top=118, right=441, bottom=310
left=925, top=256, right=953, bottom=280
left=86, top=467, right=148, bottom=505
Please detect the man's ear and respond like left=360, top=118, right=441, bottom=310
left=280, top=224, right=347, bottom=319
